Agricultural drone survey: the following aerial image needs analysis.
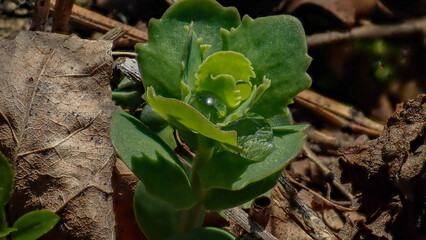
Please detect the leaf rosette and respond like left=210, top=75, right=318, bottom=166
left=112, top=0, right=311, bottom=220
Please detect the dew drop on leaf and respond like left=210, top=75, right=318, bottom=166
left=189, top=91, right=226, bottom=122
left=223, top=114, right=274, bottom=161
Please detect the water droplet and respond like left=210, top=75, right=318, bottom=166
left=223, top=114, right=274, bottom=161
left=189, top=91, right=226, bottom=122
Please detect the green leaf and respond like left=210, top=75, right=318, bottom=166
left=139, top=105, right=177, bottom=154
left=145, top=87, right=238, bottom=147
left=111, top=89, right=143, bottom=111
left=0, top=227, right=16, bottom=237
left=222, top=114, right=274, bottom=162
left=199, top=125, right=307, bottom=191
left=0, top=151, right=13, bottom=208
left=136, top=0, right=240, bottom=99
left=156, top=126, right=178, bottom=152
left=134, top=182, right=181, bottom=240
left=199, top=151, right=253, bottom=191
left=202, top=171, right=281, bottom=210
left=268, top=112, right=293, bottom=127
left=221, top=15, right=312, bottom=118
left=139, top=104, right=169, bottom=132
left=117, top=76, right=138, bottom=90
left=196, top=51, right=254, bottom=108
left=110, top=111, right=196, bottom=209
left=188, top=91, right=227, bottom=123
left=181, top=24, right=204, bottom=101
left=167, top=227, right=235, bottom=240
left=218, top=77, right=270, bottom=126
left=197, top=51, right=255, bottom=83
left=11, top=210, right=58, bottom=240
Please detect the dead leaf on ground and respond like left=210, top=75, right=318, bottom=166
left=0, top=31, right=116, bottom=239
left=285, top=0, right=357, bottom=27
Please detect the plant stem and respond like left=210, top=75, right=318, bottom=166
left=180, top=135, right=213, bottom=232
left=179, top=202, right=205, bottom=232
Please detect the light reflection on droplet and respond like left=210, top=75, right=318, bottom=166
left=188, top=91, right=226, bottom=122
left=205, top=97, right=214, bottom=106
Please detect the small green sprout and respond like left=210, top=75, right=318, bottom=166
left=111, top=0, right=311, bottom=239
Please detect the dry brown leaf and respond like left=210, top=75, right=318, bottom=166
left=339, top=94, right=425, bottom=239
left=0, top=31, right=116, bottom=239
left=286, top=0, right=356, bottom=26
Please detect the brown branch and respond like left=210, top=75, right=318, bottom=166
left=303, top=143, right=354, bottom=201
left=112, top=52, right=138, bottom=58
left=31, top=0, right=51, bottom=31
left=285, top=171, right=357, bottom=212
left=223, top=208, right=279, bottom=240
left=52, top=0, right=75, bottom=33
left=99, top=27, right=127, bottom=43
left=277, top=173, right=339, bottom=240
left=49, top=0, right=148, bottom=43
left=307, top=17, right=426, bottom=47
left=295, top=90, right=384, bottom=136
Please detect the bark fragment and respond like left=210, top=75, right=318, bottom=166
left=339, top=94, right=425, bottom=239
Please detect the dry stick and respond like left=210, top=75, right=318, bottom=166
left=112, top=52, right=138, bottom=58
left=31, top=0, right=51, bottom=30
left=303, top=143, right=354, bottom=201
left=99, top=27, right=127, bottom=42
left=49, top=0, right=147, bottom=42
left=223, top=208, right=279, bottom=240
left=285, top=171, right=357, bottom=212
left=52, top=0, right=75, bottom=33
left=305, top=127, right=352, bottom=149
left=295, top=90, right=384, bottom=136
left=277, top=173, right=338, bottom=240
left=306, top=17, right=426, bottom=47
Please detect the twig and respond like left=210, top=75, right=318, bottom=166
left=112, top=52, right=138, bottom=58
left=99, top=27, right=127, bottom=43
left=277, top=173, right=338, bottom=240
left=31, top=0, right=51, bottom=31
left=52, top=0, right=75, bottom=33
left=174, top=130, right=195, bottom=158
left=49, top=0, right=148, bottom=43
left=303, top=143, right=354, bottom=201
left=223, top=208, right=279, bottom=240
left=295, top=90, right=384, bottom=136
left=285, top=171, right=357, bottom=212
left=307, top=17, right=426, bottom=47
left=305, top=127, right=352, bottom=149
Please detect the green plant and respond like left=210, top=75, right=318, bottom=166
left=110, top=0, right=311, bottom=239
left=0, top=151, right=59, bottom=240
